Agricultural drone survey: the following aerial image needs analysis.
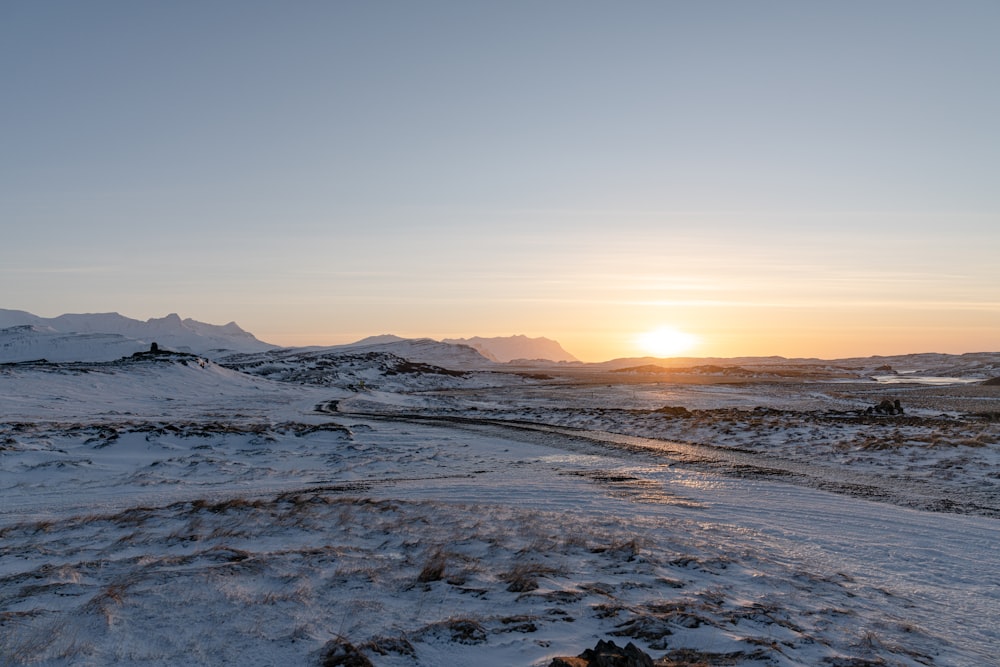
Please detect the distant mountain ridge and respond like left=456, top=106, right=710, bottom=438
left=442, top=335, right=579, bottom=363
left=338, top=333, right=579, bottom=364
left=346, top=334, right=409, bottom=347
left=0, top=310, right=275, bottom=362
left=0, top=311, right=580, bottom=366
left=324, top=337, right=496, bottom=370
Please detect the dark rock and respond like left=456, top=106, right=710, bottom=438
left=549, top=639, right=655, bottom=667
left=873, top=399, right=903, bottom=415
left=549, top=658, right=591, bottom=667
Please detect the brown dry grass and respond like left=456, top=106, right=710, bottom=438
left=416, top=549, right=448, bottom=583
left=500, top=561, right=561, bottom=593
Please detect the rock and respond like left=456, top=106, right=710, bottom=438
left=549, top=658, right=591, bottom=667
left=549, top=639, right=655, bottom=667
left=873, top=399, right=903, bottom=415
left=318, top=638, right=373, bottom=667
left=982, top=377, right=1000, bottom=386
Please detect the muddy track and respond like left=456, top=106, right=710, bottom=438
left=327, top=405, right=1000, bottom=518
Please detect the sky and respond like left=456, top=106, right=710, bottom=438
left=2, top=1, right=998, bottom=362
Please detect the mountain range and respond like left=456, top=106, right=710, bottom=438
left=0, top=310, right=275, bottom=362
left=7, top=310, right=995, bottom=378
left=442, top=335, right=579, bottom=363
left=0, top=310, right=581, bottom=365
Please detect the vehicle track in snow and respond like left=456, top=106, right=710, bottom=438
left=326, top=403, right=1000, bottom=518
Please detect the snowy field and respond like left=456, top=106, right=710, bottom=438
left=2, top=353, right=999, bottom=666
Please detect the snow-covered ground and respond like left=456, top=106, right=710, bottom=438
left=380, top=379, right=1000, bottom=518
left=2, top=355, right=998, bottom=666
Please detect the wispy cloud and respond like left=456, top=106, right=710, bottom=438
left=0, top=266, right=120, bottom=275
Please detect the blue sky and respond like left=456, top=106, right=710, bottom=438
left=3, top=1, right=998, bottom=360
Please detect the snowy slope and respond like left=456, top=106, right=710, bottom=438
left=0, top=326, right=148, bottom=363
left=220, top=344, right=517, bottom=396
left=0, top=310, right=276, bottom=362
left=350, top=338, right=495, bottom=369
left=282, top=337, right=496, bottom=371
left=0, top=354, right=322, bottom=422
left=344, top=334, right=409, bottom=346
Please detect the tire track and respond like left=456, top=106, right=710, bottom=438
left=332, top=406, right=1000, bottom=518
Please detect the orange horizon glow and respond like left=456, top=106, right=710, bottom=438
left=251, top=323, right=1000, bottom=365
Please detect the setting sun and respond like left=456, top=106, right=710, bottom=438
left=635, top=326, right=700, bottom=358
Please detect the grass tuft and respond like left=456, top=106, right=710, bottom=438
left=318, top=636, right=373, bottom=667
left=416, top=549, right=448, bottom=583
left=501, top=561, right=559, bottom=593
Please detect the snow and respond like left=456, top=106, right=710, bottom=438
left=0, top=310, right=275, bottom=362
left=222, top=339, right=499, bottom=377
left=0, top=326, right=148, bottom=364
left=2, top=346, right=999, bottom=666
left=873, top=375, right=983, bottom=385
left=443, top=335, right=580, bottom=363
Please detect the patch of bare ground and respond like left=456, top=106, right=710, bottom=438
left=0, top=419, right=353, bottom=453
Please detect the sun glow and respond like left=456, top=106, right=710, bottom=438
left=636, top=326, right=700, bottom=358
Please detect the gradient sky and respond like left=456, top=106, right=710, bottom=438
left=3, top=1, right=998, bottom=361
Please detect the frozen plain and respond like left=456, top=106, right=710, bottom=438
left=1, top=352, right=999, bottom=666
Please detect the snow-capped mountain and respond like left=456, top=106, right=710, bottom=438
left=344, top=334, right=409, bottom=347
left=0, top=310, right=275, bottom=362
left=260, top=337, right=496, bottom=372
left=218, top=337, right=507, bottom=395
left=343, top=337, right=496, bottom=370
left=442, top=335, right=579, bottom=363
left=0, top=326, right=151, bottom=364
